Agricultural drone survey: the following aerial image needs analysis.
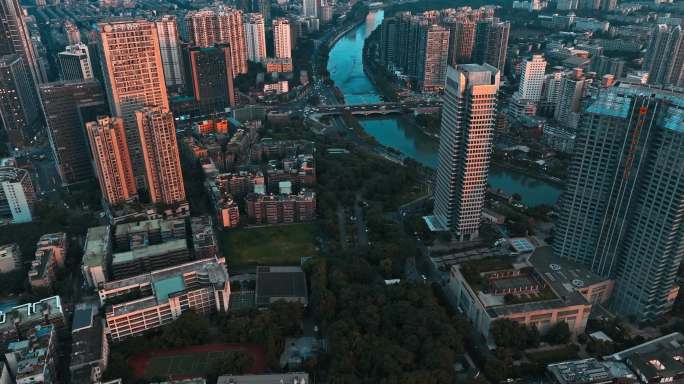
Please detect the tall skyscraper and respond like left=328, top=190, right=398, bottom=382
left=554, top=68, right=586, bottom=129
left=98, top=20, right=169, bottom=188
left=554, top=84, right=684, bottom=320
left=135, top=107, right=185, bottom=206
left=0, top=166, right=35, bottom=223
left=421, top=25, right=450, bottom=92
left=40, top=80, right=107, bottom=186
left=0, top=54, right=41, bottom=148
left=302, top=0, right=318, bottom=18
left=0, top=0, right=45, bottom=84
left=185, top=7, right=248, bottom=76
left=517, top=54, right=547, bottom=102
left=156, top=15, right=185, bottom=90
left=187, top=44, right=236, bottom=112
left=643, top=25, right=684, bottom=87
left=473, top=18, right=510, bottom=72
left=273, top=18, right=292, bottom=59
left=244, top=13, right=267, bottom=63
left=85, top=116, right=137, bottom=205
left=433, top=64, right=500, bottom=240
left=58, top=43, right=93, bottom=81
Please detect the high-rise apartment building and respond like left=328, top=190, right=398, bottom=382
left=185, top=9, right=219, bottom=48
left=518, top=54, right=547, bottom=102
left=98, top=20, right=169, bottom=188
left=444, top=19, right=476, bottom=66
left=40, top=80, right=108, bottom=186
left=380, top=8, right=502, bottom=91
left=186, top=44, right=236, bottom=113
left=0, top=0, right=45, bottom=84
left=643, top=25, right=684, bottom=87
left=0, top=54, right=41, bottom=148
left=64, top=20, right=80, bottom=45
left=273, top=18, right=292, bottom=59
left=85, top=116, right=137, bottom=205
left=421, top=24, right=450, bottom=92
left=58, top=43, right=93, bottom=81
left=135, top=107, right=186, bottom=206
left=156, top=15, right=185, bottom=90
left=185, top=7, right=248, bottom=76
left=302, top=0, right=318, bottom=18
left=244, top=13, right=267, bottom=63
left=252, top=0, right=271, bottom=23
left=554, top=84, right=684, bottom=320
left=0, top=166, right=35, bottom=223
left=554, top=68, right=586, bottom=129
left=432, top=64, right=500, bottom=240
left=473, top=18, right=510, bottom=72
left=592, top=55, right=625, bottom=79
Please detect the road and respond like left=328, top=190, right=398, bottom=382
left=354, top=194, right=369, bottom=248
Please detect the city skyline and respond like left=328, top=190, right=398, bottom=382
left=2, top=1, right=684, bottom=383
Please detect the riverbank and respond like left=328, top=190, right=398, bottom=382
left=490, top=160, right=565, bottom=187
left=327, top=9, right=562, bottom=206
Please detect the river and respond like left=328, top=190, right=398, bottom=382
left=326, top=9, right=562, bottom=207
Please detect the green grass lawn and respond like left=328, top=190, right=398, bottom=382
left=219, top=224, right=318, bottom=268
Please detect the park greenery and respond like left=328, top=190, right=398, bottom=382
left=306, top=257, right=470, bottom=383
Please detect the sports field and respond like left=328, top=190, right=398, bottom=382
left=129, top=343, right=266, bottom=380
left=219, top=223, right=318, bottom=267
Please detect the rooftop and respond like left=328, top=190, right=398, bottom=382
left=529, top=246, right=609, bottom=295
left=82, top=226, right=111, bottom=268
left=217, top=373, right=310, bottom=384
left=456, top=246, right=604, bottom=318
left=104, top=258, right=229, bottom=317
left=256, top=266, right=308, bottom=307
left=114, top=218, right=184, bottom=237
left=70, top=302, right=105, bottom=370
left=112, top=238, right=188, bottom=265
left=0, top=296, right=63, bottom=332
left=547, top=358, right=635, bottom=384
left=7, top=324, right=54, bottom=381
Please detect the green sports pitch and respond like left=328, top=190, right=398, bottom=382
left=143, top=350, right=243, bottom=378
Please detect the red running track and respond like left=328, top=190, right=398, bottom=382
left=128, top=343, right=267, bottom=380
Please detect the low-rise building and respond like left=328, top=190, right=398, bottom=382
left=0, top=297, right=65, bottom=345
left=547, top=358, right=636, bottom=384
left=4, top=325, right=57, bottom=384
left=263, top=80, right=289, bottom=95
left=217, top=372, right=309, bottom=384
left=28, top=233, right=67, bottom=292
left=543, top=125, right=576, bottom=153
left=245, top=191, right=316, bottom=225
left=82, top=226, right=111, bottom=289
left=264, top=58, right=293, bottom=73
left=0, top=244, right=21, bottom=273
left=69, top=302, right=109, bottom=384
left=256, top=266, right=308, bottom=307
left=606, top=333, right=684, bottom=384
left=190, top=216, right=218, bottom=259
left=114, top=218, right=186, bottom=251
left=111, top=238, right=191, bottom=280
left=99, top=257, right=230, bottom=342
left=448, top=246, right=611, bottom=344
